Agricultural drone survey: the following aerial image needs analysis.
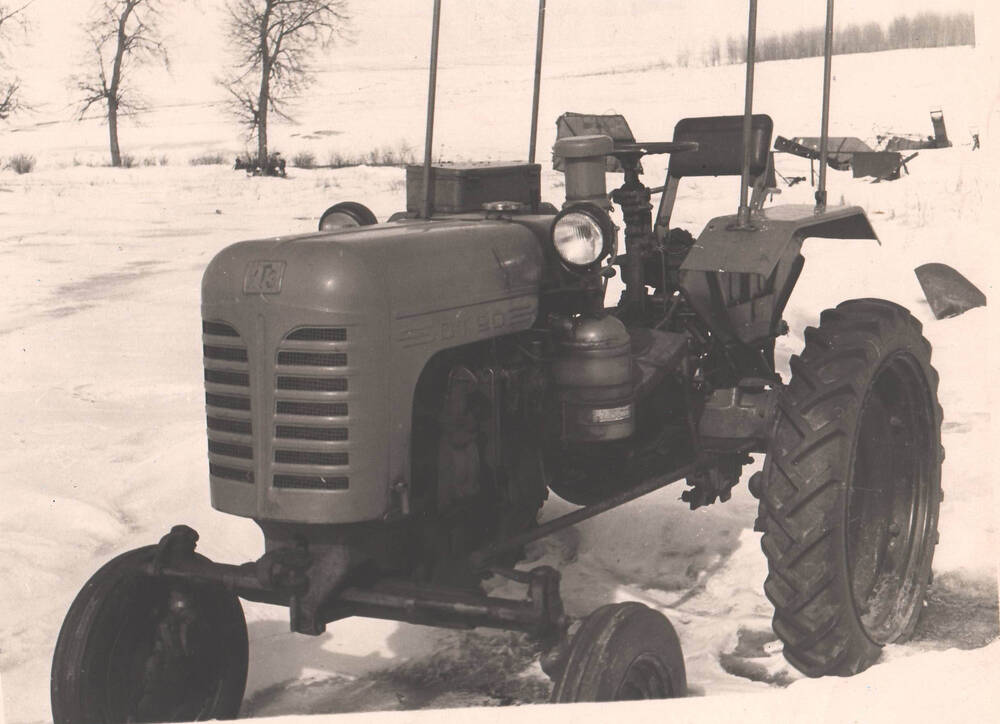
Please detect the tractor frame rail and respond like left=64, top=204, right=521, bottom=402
left=140, top=454, right=731, bottom=641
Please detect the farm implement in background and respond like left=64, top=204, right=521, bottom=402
left=774, top=134, right=918, bottom=181
left=879, top=109, right=953, bottom=151
left=774, top=109, right=954, bottom=181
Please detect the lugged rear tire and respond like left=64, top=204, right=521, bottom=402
left=51, top=546, right=248, bottom=724
left=758, top=299, right=942, bottom=677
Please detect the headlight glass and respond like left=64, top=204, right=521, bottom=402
left=553, top=211, right=605, bottom=266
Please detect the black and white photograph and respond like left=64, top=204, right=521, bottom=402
left=1, top=1, right=997, bottom=722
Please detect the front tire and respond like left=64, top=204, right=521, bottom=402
left=758, top=299, right=942, bottom=677
left=51, top=546, right=249, bottom=723
left=550, top=602, right=686, bottom=702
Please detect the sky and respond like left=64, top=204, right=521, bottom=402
left=0, top=0, right=983, bottom=126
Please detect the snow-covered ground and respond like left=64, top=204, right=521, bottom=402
left=1, top=43, right=998, bottom=723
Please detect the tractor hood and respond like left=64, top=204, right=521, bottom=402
left=200, top=216, right=547, bottom=524
left=203, top=216, right=546, bottom=319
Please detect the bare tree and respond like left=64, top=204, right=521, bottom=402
left=73, top=0, right=168, bottom=166
left=221, top=0, right=351, bottom=173
left=0, top=2, right=31, bottom=120
left=706, top=38, right=721, bottom=67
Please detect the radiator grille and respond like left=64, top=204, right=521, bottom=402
left=273, top=326, right=350, bottom=490
left=203, top=320, right=253, bottom=485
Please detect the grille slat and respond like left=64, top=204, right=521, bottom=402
left=210, top=463, right=254, bottom=484
left=276, top=400, right=348, bottom=417
left=276, top=425, right=347, bottom=441
left=206, top=392, right=251, bottom=411
left=203, top=321, right=240, bottom=337
left=208, top=416, right=252, bottom=435
left=273, top=474, right=349, bottom=490
left=274, top=450, right=348, bottom=466
left=277, top=350, right=347, bottom=367
left=276, top=376, right=347, bottom=392
left=205, top=369, right=250, bottom=387
left=204, top=345, right=249, bottom=362
left=286, top=327, right=347, bottom=342
left=209, top=440, right=253, bottom=459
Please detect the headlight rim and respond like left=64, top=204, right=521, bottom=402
left=550, top=202, right=617, bottom=271
left=318, top=201, right=378, bottom=231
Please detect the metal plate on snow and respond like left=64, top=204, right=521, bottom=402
left=915, top=263, right=987, bottom=319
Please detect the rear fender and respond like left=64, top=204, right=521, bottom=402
left=679, top=204, right=878, bottom=345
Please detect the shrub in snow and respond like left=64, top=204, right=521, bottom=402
left=292, top=151, right=316, bottom=169
left=6, top=154, right=35, bottom=174
left=190, top=152, right=227, bottom=166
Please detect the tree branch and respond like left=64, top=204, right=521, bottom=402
left=221, top=0, right=353, bottom=158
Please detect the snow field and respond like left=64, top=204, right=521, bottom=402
left=0, top=44, right=997, bottom=722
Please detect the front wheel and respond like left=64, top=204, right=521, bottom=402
left=758, top=299, right=942, bottom=677
left=550, top=602, right=686, bottom=702
left=51, top=546, right=249, bottom=723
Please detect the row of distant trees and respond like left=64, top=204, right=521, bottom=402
left=1, top=0, right=351, bottom=171
left=721, top=11, right=975, bottom=66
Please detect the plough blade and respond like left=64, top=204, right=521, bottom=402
left=915, top=263, right=987, bottom=319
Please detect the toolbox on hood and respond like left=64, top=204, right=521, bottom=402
left=406, top=162, right=541, bottom=214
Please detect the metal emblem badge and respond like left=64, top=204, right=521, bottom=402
left=244, top=260, right=286, bottom=294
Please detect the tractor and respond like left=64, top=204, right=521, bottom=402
left=51, top=1, right=943, bottom=720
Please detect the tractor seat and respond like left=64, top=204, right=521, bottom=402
left=668, top=114, right=773, bottom=179
left=655, top=115, right=775, bottom=237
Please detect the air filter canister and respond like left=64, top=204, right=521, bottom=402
left=551, top=314, right=635, bottom=441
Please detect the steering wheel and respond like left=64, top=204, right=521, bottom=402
left=611, top=141, right=699, bottom=160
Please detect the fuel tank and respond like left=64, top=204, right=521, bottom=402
left=201, top=216, right=545, bottom=524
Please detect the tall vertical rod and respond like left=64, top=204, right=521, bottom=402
left=736, top=0, right=758, bottom=228
left=421, top=0, right=443, bottom=219
left=528, top=0, right=546, bottom=164
left=816, top=0, right=835, bottom=210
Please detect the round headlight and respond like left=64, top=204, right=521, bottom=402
left=318, top=201, right=378, bottom=231
left=551, top=204, right=615, bottom=269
